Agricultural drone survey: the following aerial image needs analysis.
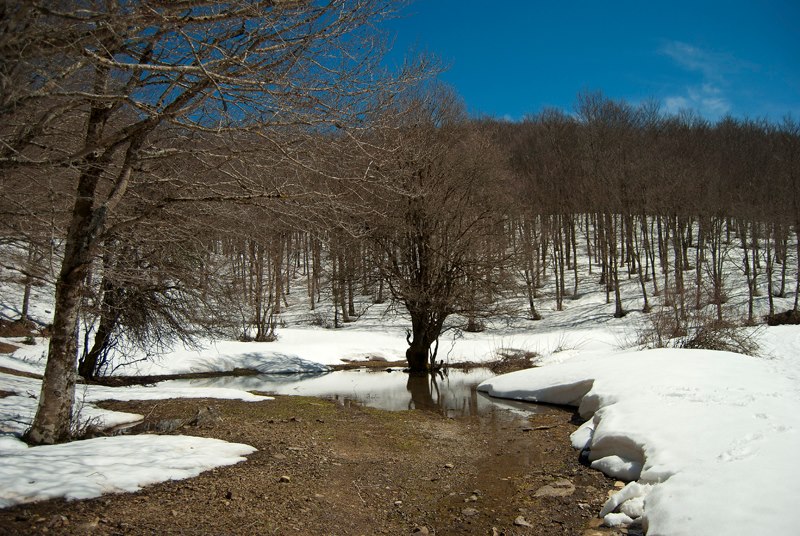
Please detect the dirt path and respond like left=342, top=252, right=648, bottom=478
left=0, top=395, right=624, bottom=535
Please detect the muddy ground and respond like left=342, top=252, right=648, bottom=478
left=0, top=388, right=632, bottom=536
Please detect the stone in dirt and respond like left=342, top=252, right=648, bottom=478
left=461, top=507, right=479, bottom=517
left=514, top=515, right=533, bottom=527
left=188, top=406, right=222, bottom=427
left=279, top=475, right=291, bottom=483
left=533, top=478, right=576, bottom=498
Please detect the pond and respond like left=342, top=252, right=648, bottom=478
left=165, top=367, right=548, bottom=418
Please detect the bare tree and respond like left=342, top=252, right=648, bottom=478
left=1, top=0, right=419, bottom=445
left=364, top=88, right=510, bottom=373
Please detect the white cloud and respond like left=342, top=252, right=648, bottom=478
left=664, top=83, right=731, bottom=118
left=660, top=41, right=742, bottom=119
left=663, top=96, right=689, bottom=114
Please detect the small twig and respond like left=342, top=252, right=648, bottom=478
left=352, top=480, right=367, bottom=505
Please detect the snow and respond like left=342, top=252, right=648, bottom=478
left=0, top=369, right=270, bottom=508
left=0, top=435, right=255, bottom=508
left=478, top=343, right=800, bottom=535
left=106, top=324, right=621, bottom=377
left=0, top=336, right=48, bottom=374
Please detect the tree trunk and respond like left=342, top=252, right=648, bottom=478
left=405, top=339, right=430, bottom=374
left=405, top=310, right=443, bottom=374
left=26, top=168, right=104, bottom=443
left=78, top=247, right=122, bottom=380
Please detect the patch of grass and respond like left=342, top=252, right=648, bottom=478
left=488, top=348, right=539, bottom=374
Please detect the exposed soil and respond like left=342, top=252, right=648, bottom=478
left=0, top=341, right=20, bottom=354
left=0, top=318, right=46, bottom=338
left=0, top=394, right=625, bottom=536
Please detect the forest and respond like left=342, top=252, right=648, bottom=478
left=1, top=1, right=799, bottom=446
left=5, top=90, right=800, bottom=373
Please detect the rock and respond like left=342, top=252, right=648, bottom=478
left=225, top=490, right=233, bottom=500
left=188, top=405, right=222, bottom=427
left=491, top=527, right=501, bottom=536
left=47, top=515, right=68, bottom=528
left=514, top=515, right=532, bottom=527
left=279, top=475, right=291, bottom=483
left=78, top=517, right=100, bottom=530
left=533, top=478, right=576, bottom=498
left=444, top=463, right=455, bottom=469
left=467, top=494, right=478, bottom=502
left=412, top=526, right=429, bottom=535
left=394, top=500, right=403, bottom=507
left=461, top=507, right=479, bottom=517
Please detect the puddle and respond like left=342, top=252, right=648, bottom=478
left=164, top=368, right=549, bottom=418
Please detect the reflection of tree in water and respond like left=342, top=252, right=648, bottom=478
left=405, top=372, right=480, bottom=416
left=406, top=373, right=438, bottom=411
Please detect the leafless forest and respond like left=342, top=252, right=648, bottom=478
left=1, top=2, right=799, bottom=443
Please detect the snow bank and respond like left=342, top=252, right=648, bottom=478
left=478, top=348, right=800, bottom=535
left=0, top=369, right=268, bottom=507
left=0, top=435, right=255, bottom=507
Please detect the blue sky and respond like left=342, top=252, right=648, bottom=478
left=383, top=0, right=800, bottom=122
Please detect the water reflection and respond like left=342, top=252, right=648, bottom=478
left=165, top=368, right=547, bottom=418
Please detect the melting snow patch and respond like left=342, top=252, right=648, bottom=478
left=0, top=435, right=255, bottom=507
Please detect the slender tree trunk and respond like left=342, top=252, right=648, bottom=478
left=672, top=216, right=686, bottom=321
left=794, top=223, right=800, bottom=313
left=766, top=225, right=775, bottom=318
left=26, top=166, right=104, bottom=443
left=610, top=214, right=624, bottom=318
left=571, top=216, right=579, bottom=297
left=695, top=219, right=706, bottom=310
left=779, top=232, right=788, bottom=298
left=739, top=222, right=755, bottom=324
left=20, top=276, right=32, bottom=321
